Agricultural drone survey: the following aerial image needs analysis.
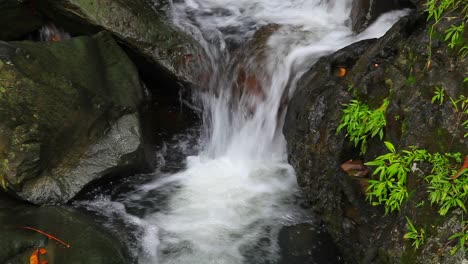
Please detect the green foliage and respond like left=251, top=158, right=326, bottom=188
left=365, top=142, right=429, bottom=213
left=366, top=143, right=467, bottom=252
left=445, top=22, right=465, bottom=49
left=404, top=217, right=426, bottom=249
left=432, top=88, right=468, bottom=137
left=431, top=86, right=445, bottom=105
left=424, top=153, right=467, bottom=216
left=449, top=94, right=468, bottom=137
left=426, top=0, right=468, bottom=61
left=366, top=146, right=466, bottom=214
left=337, top=98, right=389, bottom=154
left=449, top=220, right=468, bottom=255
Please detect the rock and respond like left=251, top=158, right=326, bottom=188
left=278, top=223, right=344, bottom=264
left=19, top=114, right=142, bottom=204
left=350, top=0, right=413, bottom=33
left=285, top=11, right=467, bottom=263
left=37, top=0, right=205, bottom=88
left=284, top=39, right=378, bottom=263
left=0, top=0, right=44, bottom=41
left=0, top=193, right=129, bottom=263
left=0, top=32, right=147, bottom=204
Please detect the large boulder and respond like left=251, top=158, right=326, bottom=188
left=0, top=193, right=129, bottom=263
left=285, top=11, right=467, bottom=264
left=36, top=0, right=206, bottom=88
left=0, top=32, right=147, bottom=204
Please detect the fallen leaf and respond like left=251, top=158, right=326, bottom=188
left=30, top=249, right=39, bottom=264
left=452, top=155, right=468, bottom=179
left=341, top=160, right=370, bottom=178
left=336, top=67, right=347, bottom=77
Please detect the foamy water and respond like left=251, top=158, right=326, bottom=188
left=79, top=1, right=409, bottom=263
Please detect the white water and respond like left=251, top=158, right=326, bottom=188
left=79, top=1, right=409, bottom=263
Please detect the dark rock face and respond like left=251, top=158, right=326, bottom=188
left=279, top=223, right=344, bottom=264
left=36, top=0, right=206, bottom=88
left=285, top=11, right=467, bottom=264
left=0, top=0, right=44, bottom=40
left=350, top=0, right=413, bottom=33
left=0, top=194, right=129, bottom=263
left=0, top=32, right=147, bottom=204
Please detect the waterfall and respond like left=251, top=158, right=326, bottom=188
left=77, top=1, right=409, bottom=263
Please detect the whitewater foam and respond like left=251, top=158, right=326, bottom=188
left=79, top=1, right=409, bottom=263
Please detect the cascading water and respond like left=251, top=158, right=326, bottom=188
left=76, top=1, right=409, bottom=263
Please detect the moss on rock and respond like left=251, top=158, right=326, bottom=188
left=0, top=32, right=146, bottom=204
left=37, top=0, right=206, bottom=87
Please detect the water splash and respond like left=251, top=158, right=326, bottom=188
left=79, top=1, right=409, bottom=263
left=39, top=23, right=71, bottom=42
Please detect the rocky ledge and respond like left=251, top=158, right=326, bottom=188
left=285, top=7, right=467, bottom=264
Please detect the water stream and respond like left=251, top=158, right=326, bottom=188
left=76, top=1, right=408, bottom=263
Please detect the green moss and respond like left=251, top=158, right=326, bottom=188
left=385, top=78, right=394, bottom=90
left=406, top=75, right=416, bottom=86
left=401, top=118, right=409, bottom=136
left=0, top=32, right=143, bottom=190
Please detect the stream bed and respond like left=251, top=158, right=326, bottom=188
left=72, top=0, right=408, bottom=263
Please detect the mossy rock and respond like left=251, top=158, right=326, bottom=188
left=285, top=12, right=467, bottom=264
left=0, top=194, right=129, bottom=264
left=0, top=32, right=146, bottom=204
left=37, top=0, right=205, bottom=87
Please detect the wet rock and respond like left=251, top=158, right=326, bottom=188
left=350, top=0, right=413, bottom=33
left=0, top=32, right=148, bottom=204
left=37, top=0, right=205, bottom=88
left=232, top=24, right=280, bottom=107
left=0, top=193, right=129, bottom=264
left=284, top=38, right=378, bottom=263
left=0, top=0, right=44, bottom=41
left=279, top=223, right=344, bottom=264
left=285, top=11, right=468, bottom=263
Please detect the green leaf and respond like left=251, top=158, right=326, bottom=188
left=384, top=141, right=396, bottom=153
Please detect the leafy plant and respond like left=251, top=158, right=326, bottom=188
left=404, top=217, right=426, bottom=249
left=365, top=140, right=468, bottom=251
left=449, top=220, right=468, bottom=255
left=445, top=22, right=465, bottom=49
left=365, top=142, right=429, bottom=213
left=432, top=86, right=445, bottom=105
left=424, top=153, right=467, bottom=216
left=449, top=94, right=468, bottom=138
left=366, top=144, right=466, bottom=214
left=425, top=0, right=468, bottom=64
left=431, top=88, right=468, bottom=138
left=337, top=98, right=389, bottom=154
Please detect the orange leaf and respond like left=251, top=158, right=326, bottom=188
left=39, top=248, right=47, bottom=255
left=336, top=67, right=347, bottom=77
left=452, top=155, right=468, bottom=179
left=30, top=249, right=39, bottom=264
